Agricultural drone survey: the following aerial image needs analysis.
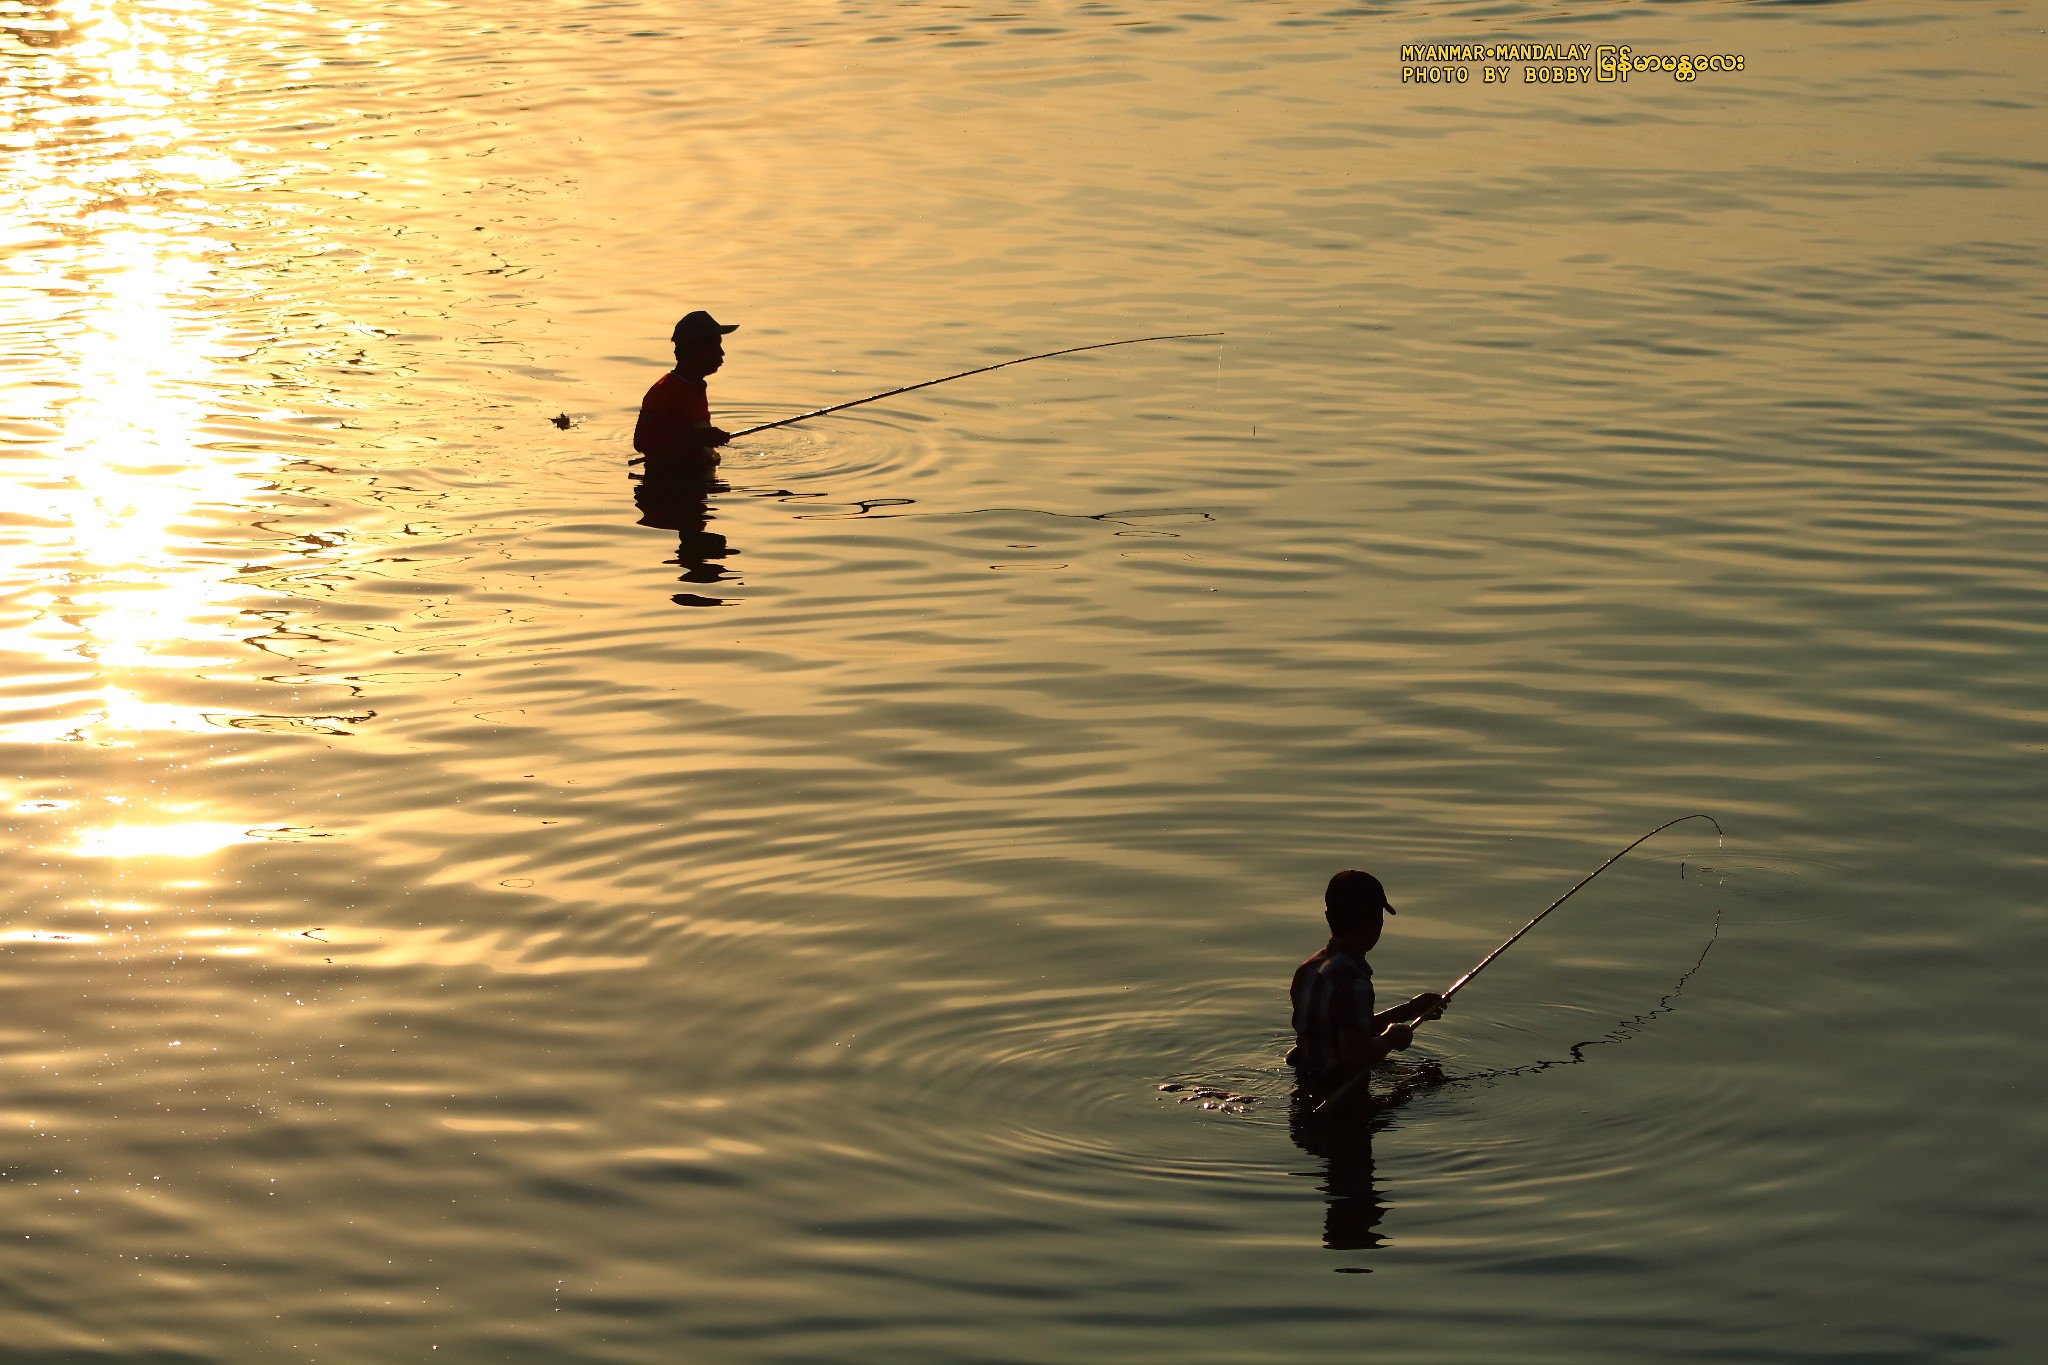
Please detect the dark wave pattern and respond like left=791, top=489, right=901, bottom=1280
left=1, top=0, right=2043, bottom=1361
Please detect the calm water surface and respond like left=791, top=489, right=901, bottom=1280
left=2, top=0, right=2045, bottom=1360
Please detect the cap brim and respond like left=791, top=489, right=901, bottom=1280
left=1384, top=901, right=1397, bottom=914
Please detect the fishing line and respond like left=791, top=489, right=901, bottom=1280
left=1310, top=813, right=1724, bottom=1118
left=1456, top=902, right=1725, bottom=1086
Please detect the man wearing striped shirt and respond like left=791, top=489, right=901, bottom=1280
left=1289, top=870, right=1443, bottom=1085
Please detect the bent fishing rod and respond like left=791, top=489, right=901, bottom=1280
left=1310, top=813, right=1724, bottom=1118
left=724, top=332, right=1223, bottom=441
left=1442, top=813, right=1723, bottom=1003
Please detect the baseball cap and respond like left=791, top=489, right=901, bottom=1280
left=1325, top=869, right=1396, bottom=915
left=672, top=310, right=738, bottom=343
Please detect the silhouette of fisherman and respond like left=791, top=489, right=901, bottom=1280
left=1289, top=871, right=1443, bottom=1091
left=631, top=310, right=740, bottom=605
left=634, top=310, right=738, bottom=462
left=1286, top=870, right=1446, bottom=1259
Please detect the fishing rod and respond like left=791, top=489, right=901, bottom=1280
left=1309, top=813, right=1723, bottom=1118
left=723, top=332, right=1223, bottom=441
left=1442, top=813, right=1723, bottom=1003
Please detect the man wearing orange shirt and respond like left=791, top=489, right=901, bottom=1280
left=633, top=310, right=738, bottom=462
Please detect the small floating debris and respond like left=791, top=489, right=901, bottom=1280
left=1157, top=1083, right=1259, bottom=1113
left=549, top=413, right=578, bottom=430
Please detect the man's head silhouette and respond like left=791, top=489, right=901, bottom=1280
left=672, top=311, right=737, bottom=378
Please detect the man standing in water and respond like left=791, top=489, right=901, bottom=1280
left=634, top=310, right=738, bottom=461
left=631, top=311, right=741, bottom=604
left=1285, top=872, right=1444, bottom=1260
left=1289, top=870, right=1444, bottom=1090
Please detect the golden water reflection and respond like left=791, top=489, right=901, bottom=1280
left=70, top=819, right=258, bottom=858
left=1, top=0, right=319, bottom=749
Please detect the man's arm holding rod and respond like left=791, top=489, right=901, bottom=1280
left=1368, top=991, right=1446, bottom=1055
left=1333, top=991, right=1444, bottom=1068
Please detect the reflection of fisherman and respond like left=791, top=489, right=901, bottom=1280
left=1289, top=1102, right=1392, bottom=1252
left=632, top=455, right=732, bottom=602
left=1288, top=1057, right=1443, bottom=1254
left=1288, top=871, right=1443, bottom=1097
left=633, top=310, right=737, bottom=462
